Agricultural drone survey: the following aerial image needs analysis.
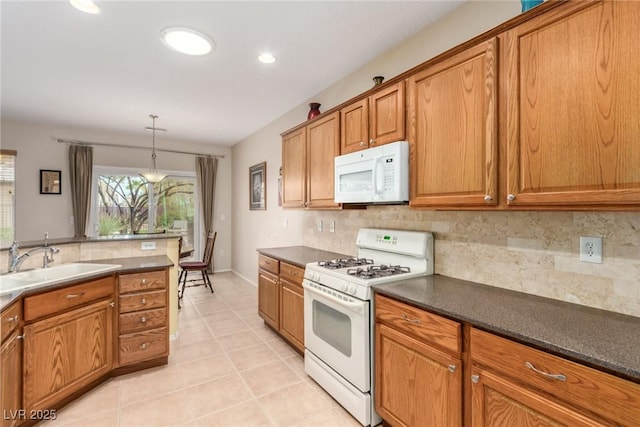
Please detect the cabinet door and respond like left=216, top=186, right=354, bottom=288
left=282, top=127, right=307, bottom=208
left=1, top=331, right=22, bottom=427
left=23, top=299, right=113, bottom=411
left=504, top=1, right=640, bottom=207
left=340, top=98, right=369, bottom=154
left=409, top=38, right=498, bottom=207
left=375, top=323, right=462, bottom=427
left=470, top=366, right=606, bottom=427
left=258, top=270, right=279, bottom=330
left=370, top=81, right=405, bottom=147
left=279, top=279, right=304, bottom=353
left=306, top=111, right=340, bottom=208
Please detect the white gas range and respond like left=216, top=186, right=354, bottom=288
left=302, top=228, right=434, bottom=426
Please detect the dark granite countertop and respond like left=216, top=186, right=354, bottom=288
left=374, top=275, right=640, bottom=383
left=257, top=246, right=352, bottom=268
left=0, top=256, right=173, bottom=312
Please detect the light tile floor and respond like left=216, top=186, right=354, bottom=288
left=40, top=272, right=361, bottom=427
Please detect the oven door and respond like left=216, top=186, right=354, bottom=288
left=303, top=279, right=370, bottom=392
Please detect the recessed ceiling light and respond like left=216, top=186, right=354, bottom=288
left=69, top=0, right=101, bottom=14
left=160, top=27, right=214, bottom=56
left=258, top=53, right=276, bottom=64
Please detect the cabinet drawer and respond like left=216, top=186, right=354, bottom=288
left=119, top=327, right=168, bottom=366
left=470, top=328, right=640, bottom=426
left=258, top=255, right=279, bottom=275
left=24, top=276, right=115, bottom=321
left=375, top=294, right=461, bottom=354
left=1, top=301, right=22, bottom=342
left=119, top=290, right=166, bottom=314
left=119, top=307, right=167, bottom=334
left=119, top=270, right=166, bottom=293
left=280, top=262, right=304, bottom=286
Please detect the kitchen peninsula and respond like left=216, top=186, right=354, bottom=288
left=0, top=233, right=180, bottom=335
left=0, top=254, right=173, bottom=427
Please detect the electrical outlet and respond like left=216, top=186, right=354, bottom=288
left=317, top=220, right=323, bottom=232
left=141, top=241, right=156, bottom=251
left=329, top=221, right=335, bottom=233
left=579, top=236, right=602, bottom=263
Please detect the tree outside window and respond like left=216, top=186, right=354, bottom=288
left=96, top=174, right=196, bottom=249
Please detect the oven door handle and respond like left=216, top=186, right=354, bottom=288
left=303, top=281, right=365, bottom=315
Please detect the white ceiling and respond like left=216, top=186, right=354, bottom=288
left=1, top=1, right=463, bottom=146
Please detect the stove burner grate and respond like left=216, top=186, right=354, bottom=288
left=318, top=257, right=374, bottom=269
left=346, top=265, right=411, bottom=279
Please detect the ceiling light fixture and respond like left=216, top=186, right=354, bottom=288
left=258, top=53, right=276, bottom=64
left=139, top=115, right=167, bottom=183
left=160, top=27, right=214, bottom=56
left=68, top=0, right=101, bottom=14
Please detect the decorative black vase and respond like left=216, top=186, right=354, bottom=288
left=308, top=103, right=321, bottom=120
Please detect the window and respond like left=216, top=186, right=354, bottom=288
left=92, top=166, right=198, bottom=252
left=0, top=150, right=16, bottom=248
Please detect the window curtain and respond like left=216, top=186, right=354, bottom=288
left=69, top=145, right=93, bottom=238
left=196, top=156, right=218, bottom=272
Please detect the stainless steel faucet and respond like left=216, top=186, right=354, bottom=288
left=8, top=232, right=61, bottom=272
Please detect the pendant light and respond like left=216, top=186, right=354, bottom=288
left=139, top=114, right=167, bottom=183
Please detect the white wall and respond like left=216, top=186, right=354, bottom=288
left=0, top=119, right=233, bottom=271
left=230, top=0, right=521, bottom=284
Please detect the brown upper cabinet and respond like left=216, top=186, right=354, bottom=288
left=409, top=38, right=498, bottom=208
left=340, top=81, right=405, bottom=154
left=503, top=0, right=640, bottom=208
left=282, top=112, right=340, bottom=209
left=283, top=0, right=640, bottom=211
left=281, top=127, right=306, bottom=208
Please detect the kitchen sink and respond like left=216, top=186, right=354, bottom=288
left=0, top=263, right=121, bottom=296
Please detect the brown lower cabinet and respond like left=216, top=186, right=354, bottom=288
left=117, top=270, right=169, bottom=367
left=257, top=255, right=305, bottom=353
left=1, top=301, right=23, bottom=427
left=375, top=294, right=462, bottom=427
left=375, top=294, right=640, bottom=427
left=23, top=298, right=113, bottom=412
left=0, top=267, right=170, bottom=427
left=470, top=328, right=640, bottom=427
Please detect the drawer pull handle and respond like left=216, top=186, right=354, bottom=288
left=142, top=278, right=147, bottom=284
left=140, top=343, right=148, bottom=350
left=471, top=375, right=480, bottom=384
left=525, top=361, right=567, bottom=382
left=140, top=317, right=147, bottom=323
left=448, top=365, right=456, bottom=373
left=141, top=298, right=147, bottom=304
left=66, top=291, right=85, bottom=299
left=6, top=315, right=18, bottom=323
left=109, top=301, right=115, bottom=308
left=401, top=314, right=421, bottom=325
left=16, top=334, right=25, bottom=340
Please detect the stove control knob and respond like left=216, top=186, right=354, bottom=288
left=341, top=284, right=348, bottom=292
left=349, top=286, right=357, bottom=295
left=314, top=273, right=320, bottom=281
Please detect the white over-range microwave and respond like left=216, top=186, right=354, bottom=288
left=334, top=140, right=409, bottom=204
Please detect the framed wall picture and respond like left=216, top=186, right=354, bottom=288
left=249, top=162, right=266, bottom=210
left=40, top=169, right=61, bottom=195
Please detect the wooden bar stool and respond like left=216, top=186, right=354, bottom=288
left=178, top=231, right=216, bottom=308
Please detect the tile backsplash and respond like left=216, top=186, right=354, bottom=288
left=0, top=239, right=168, bottom=274
left=303, top=207, right=640, bottom=318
